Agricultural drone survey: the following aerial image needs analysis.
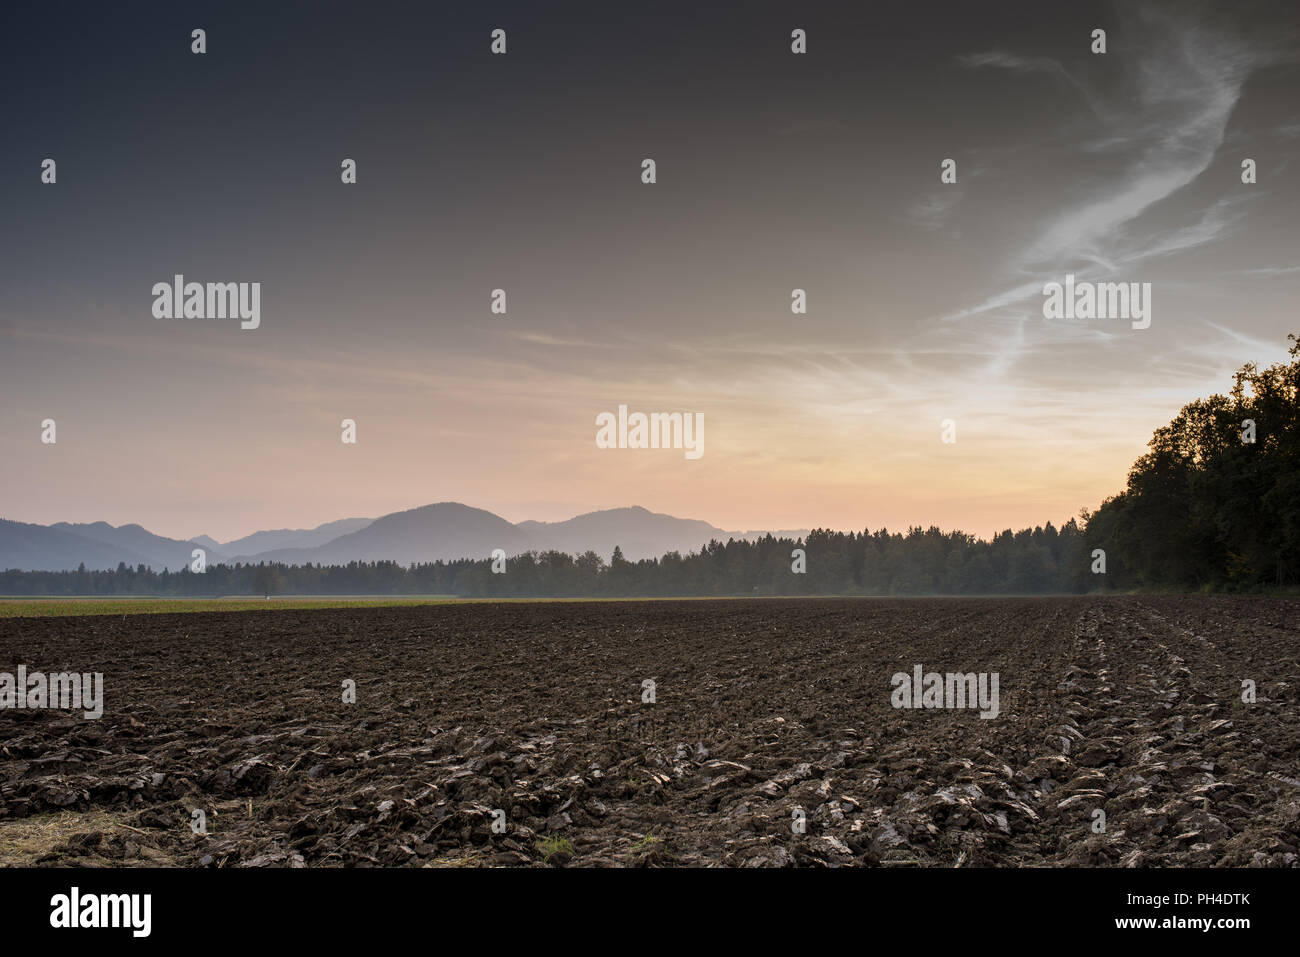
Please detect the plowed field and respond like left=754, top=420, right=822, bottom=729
left=2, top=597, right=1297, bottom=867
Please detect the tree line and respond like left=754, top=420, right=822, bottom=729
left=1082, top=334, right=1300, bottom=590
left=0, top=522, right=1091, bottom=597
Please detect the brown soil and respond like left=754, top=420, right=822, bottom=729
left=1, top=597, right=1297, bottom=867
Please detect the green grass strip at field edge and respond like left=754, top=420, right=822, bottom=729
left=0, top=596, right=465, bottom=619
left=0, top=594, right=788, bottom=618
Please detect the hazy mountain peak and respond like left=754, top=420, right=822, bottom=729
left=3, top=504, right=805, bottom=571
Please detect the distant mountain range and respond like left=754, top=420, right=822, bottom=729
left=0, top=505, right=810, bottom=572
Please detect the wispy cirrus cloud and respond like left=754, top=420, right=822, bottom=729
left=1015, top=16, right=1261, bottom=273
left=933, top=6, right=1277, bottom=331
left=907, top=189, right=963, bottom=232
left=958, top=51, right=1106, bottom=118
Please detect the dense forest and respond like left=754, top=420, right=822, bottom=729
left=1082, top=333, right=1300, bottom=590
left=4, top=335, right=1296, bottom=597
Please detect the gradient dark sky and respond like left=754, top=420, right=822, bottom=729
left=2, top=1, right=1298, bottom=541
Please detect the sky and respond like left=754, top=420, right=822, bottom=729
left=1, top=0, right=1298, bottom=543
